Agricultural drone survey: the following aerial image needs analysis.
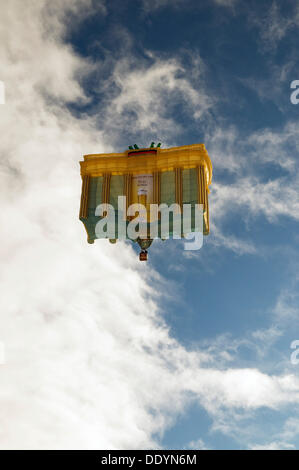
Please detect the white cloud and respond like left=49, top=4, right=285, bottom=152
left=97, top=52, right=212, bottom=145
left=202, top=117, right=299, bottom=254
left=213, top=0, right=238, bottom=7
left=273, top=285, right=299, bottom=323
left=187, top=438, right=210, bottom=450
left=240, top=59, right=296, bottom=113
left=250, top=1, right=299, bottom=51
left=212, top=176, right=299, bottom=224
left=280, top=416, right=299, bottom=442
left=250, top=441, right=295, bottom=450
left=209, top=224, right=257, bottom=255
left=249, top=415, right=299, bottom=449
left=142, top=0, right=186, bottom=11
left=141, top=0, right=238, bottom=12
left=186, top=369, right=299, bottom=412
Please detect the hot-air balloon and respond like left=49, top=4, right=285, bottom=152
left=79, top=143, right=212, bottom=261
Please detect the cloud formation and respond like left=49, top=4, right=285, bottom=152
left=250, top=1, right=299, bottom=51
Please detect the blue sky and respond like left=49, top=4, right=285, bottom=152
left=1, top=0, right=299, bottom=450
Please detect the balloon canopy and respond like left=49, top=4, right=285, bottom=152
left=79, top=143, right=212, bottom=261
